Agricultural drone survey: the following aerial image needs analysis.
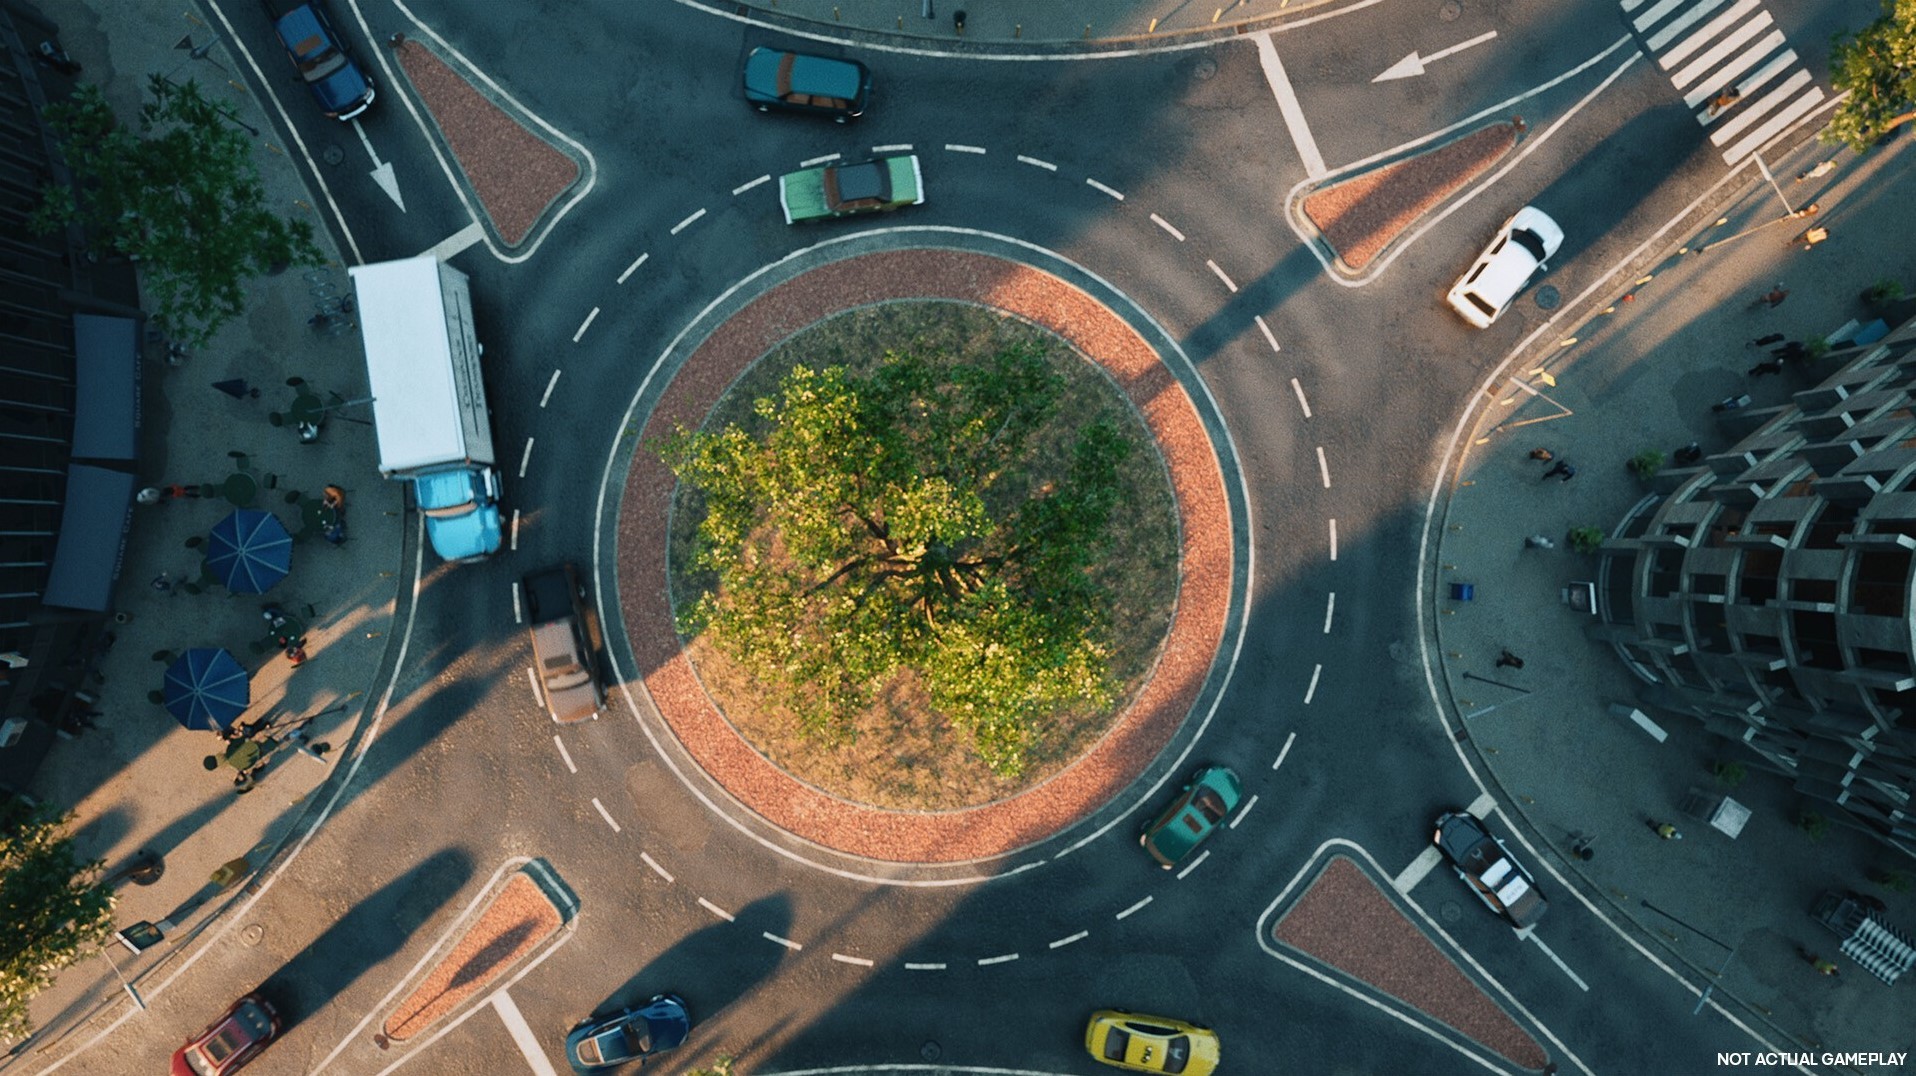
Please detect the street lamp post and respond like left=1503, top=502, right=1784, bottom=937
left=1641, top=898, right=1739, bottom=1015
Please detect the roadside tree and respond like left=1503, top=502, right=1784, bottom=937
left=32, top=77, right=322, bottom=347
left=665, top=344, right=1133, bottom=776
left=1827, top=0, right=1916, bottom=151
left=0, top=799, right=116, bottom=1043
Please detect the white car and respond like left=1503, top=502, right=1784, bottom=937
left=1445, top=206, right=1564, bottom=328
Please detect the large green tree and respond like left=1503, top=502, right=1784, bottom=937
left=1827, top=0, right=1916, bottom=151
left=33, top=76, right=322, bottom=347
left=665, top=344, right=1133, bottom=776
left=0, top=799, right=116, bottom=1043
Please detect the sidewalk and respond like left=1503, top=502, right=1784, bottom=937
left=730, top=0, right=1335, bottom=47
left=11, top=0, right=404, bottom=1060
left=1433, top=132, right=1916, bottom=1056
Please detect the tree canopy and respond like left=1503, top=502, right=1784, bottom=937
left=665, top=342, right=1134, bottom=776
left=0, top=799, right=115, bottom=1043
left=33, top=76, right=322, bottom=347
left=1827, top=0, right=1916, bottom=151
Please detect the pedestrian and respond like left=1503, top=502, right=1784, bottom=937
left=1542, top=460, right=1577, bottom=482
left=1706, top=88, right=1741, bottom=116
left=1747, top=332, right=1785, bottom=349
left=1495, top=649, right=1525, bottom=670
left=211, top=378, right=259, bottom=400
left=1674, top=442, right=1703, bottom=466
left=1748, top=357, right=1785, bottom=377
left=1810, top=955, right=1840, bottom=977
left=1773, top=340, right=1807, bottom=361
left=1649, top=821, right=1682, bottom=840
left=322, top=521, right=346, bottom=545
left=149, top=572, right=172, bottom=593
left=1758, top=284, right=1789, bottom=309
left=1529, top=448, right=1554, bottom=461
left=1524, top=534, right=1556, bottom=549
left=1796, top=226, right=1829, bottom=250
left=322, top=485, right=346, bottom=511
left=1795, top=160, right=1836, bottom=184
left=284, top=641, right=307, bottom=667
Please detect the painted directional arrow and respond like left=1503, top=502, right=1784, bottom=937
left=1372, top=30, right=1498, bottom=82
left=354, top=119, right=404, bottom=211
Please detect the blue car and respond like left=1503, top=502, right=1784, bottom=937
left=742, top=46, right=871, bottom=122
left=565, top=994, right=690, bottom=1072
left=265, top=0, right=375, bottom=120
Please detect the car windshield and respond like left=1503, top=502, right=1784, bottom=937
left=295, top=36, right=347, bottom=81
left=201, top=1024, right=244, bottom=1063
left=1193, top=788, right=1228, bottom=824
left=1164, top=1035, right=1193, bottom=1074
left=1465, top=292, right=1498, bottom=317
left=1509, top=228, right=1549, bottom=261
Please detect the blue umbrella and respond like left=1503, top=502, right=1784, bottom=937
left=162, top=648, right=250, bottom=731
left=205, top=509, right=292, bottom=594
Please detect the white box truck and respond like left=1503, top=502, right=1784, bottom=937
left=349, top=255, right=503, bottom=563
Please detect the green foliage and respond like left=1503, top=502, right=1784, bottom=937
left=1870, top=867, right=1914, bottom=893
left=1826, top=0, right=1916, bottom=152
left=1567, top=525, right=1605, bottom=554
left=1712, top=760, right=1746, bottom=788
left=1806, top=336, right=1832, bottom=360
left=0, top=799, right=116, bottom=1043
left=1864, top=277, right=1907, bottom=304
left=1628, top=449, right=1666, bottom=481
left=1797, top=810, right=1832, bottom=841
left=33, top=77, right=322, bottom=347
left=684, top=1058, right=737, bottom=1076
left=664, top=344, right=1132, bottom=776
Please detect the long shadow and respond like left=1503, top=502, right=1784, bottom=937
left=259, top=846, right=474, bottom=1024
left=586, top=893, right=791, bottom=1028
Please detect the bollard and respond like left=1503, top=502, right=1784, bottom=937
left=1213, top=8, right=1223, bottom=22
left=1148, top=17, right=1158, bottom=32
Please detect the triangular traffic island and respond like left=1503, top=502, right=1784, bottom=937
left=1270, top=854, right=1551, bottom=1072
left=379, top=862, right=575, bottom=1044
left=1298, top=119, right=1525, bottom=276
left=390, top=36, right=586, bottom=248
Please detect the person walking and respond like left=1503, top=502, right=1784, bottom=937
left=1809, top=954, right=1840, bottom=977
left=1524, top=534, right=1556, bottom=549
left=1529, top=448, right=1554, bottom=462
left=1795, top=160, right=1836, bottom=183
left=1706, top=88, right=1741, bottom=116
left=1495, top=649, right=1525, bottom=670
left=1747, top=332, right=1786, bottom=349
left=1752, top=284, right=1790, bottom=309
left=1542, top=460, right=1578, bottom=482
left=1796, top=226, right=1830, bottom=251
left=1649, top=820, right=1682, bottom=840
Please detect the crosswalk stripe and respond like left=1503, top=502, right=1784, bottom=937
left=1684, top=41, right=1792, bottom=107
left=1721, top=86, right=1824, bottom=164
left=1661, top=0, right=1762, bottom=71
left=1621, top=0, right=1652, bottom=11
left=1671, top=9, right=1772, bottom=86
left=1632, top=0, right=1689, bottom=34
left=1711, top=68, right=1812, bottom=144
left=1646, top=0, right=1730, bottom=51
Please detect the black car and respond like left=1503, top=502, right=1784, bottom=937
left=522, top=563, right=601, bottom=724
left=742, top=46, right=871, bottom=121
left=1432, top=811, right=1548, bottom=928
left=565, top=994, right=690, bottom=1072
left=265, top=0, right=375, bottom=120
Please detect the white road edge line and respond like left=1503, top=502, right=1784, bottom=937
left=944, top=143, right=987, bottom=154
left=1527, top=932, right=1591, bottom=990
left=1323, top=592, right=1336, bottom=633
left=732, top=174, right=771, bottom=195
left=590, top=797, right=621, bottom=833
left=1116, top=895, right=1152, bottom=919
left=698, top=897, right=735, bottom=922
left=1272, top=730, right=1297, bottom=770
left=1393, top=845, right=1444, bottom=895
left=1256, top=314, right=1282, bottom=353
left=1206, top=259, right=1238, bottom=292
left=764, top=931, right=803, bottom=951
left=1150, top=213, right=1186, bottom=241
left=617, top=252, right=648, bottom=284
left=832, top=952, right=874, bottom=966
left=539, top=369, right=562, bottom=407
left=977, top=952, right=1019, bottom=965
left=799, top=152, right=841, bottom=167
left=571, top=307, right=599, bottom=343
left=552, top=735, right=576, bottom=774
left=518, top=437, right=535, bottom=479
left=1328, top=518, right=1338, bottom=561
left=1228, top=794, right=1258, bottom=829
left=1085, top=177, right=1124, bottom=200
left=1290, top=377, right=1311, bottom=417
left=1253, top=33, right=1327, bottom=178
left=1016, top=154, right=1058, bottom=171
left=640, top=852, right=674, bottom=883
left=1316, top=445, right=1331, bottom=487
left=524, top=667, right=539, bottom=702
left=1176, top=849, right=1211, bottom=879
left=491, top=990, right=560, bottom=1076
left=670, top=208, right=707, bottom=234
left=1304, top=664, right=1321, bottom=705
left=1049, top=930, right=1089, bottom=949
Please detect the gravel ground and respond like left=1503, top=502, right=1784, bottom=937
left=616, top=249, right=1231, bottom=863
left=1272, top=856, right=1550, bottom=1070
left=394, top=39, right=580, bottom=246
left=381, top=873, right=562, bottom=1042
left=1301, top=121, right=1522, bottom=272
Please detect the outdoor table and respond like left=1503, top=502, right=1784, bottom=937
left=288, top=391, right=327, bottom=431
left=297, top=496, right=339, bottom=536
left=221, top=737, right=262, bottom=772
left=220, top=471, right=258, bottom=507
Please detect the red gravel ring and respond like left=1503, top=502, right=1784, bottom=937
left=616, top=248, right=1232, bottom=863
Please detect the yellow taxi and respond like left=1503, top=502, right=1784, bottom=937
left=1084, top=1010, right=1220, bottom=1074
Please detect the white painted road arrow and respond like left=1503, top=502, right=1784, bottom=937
left=1372, top=30, right=1498, bottom=82
left=354, top=118, right=404, bottom=210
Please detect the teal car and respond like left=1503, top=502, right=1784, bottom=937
left=1139, top=766, right=1242, bottom=869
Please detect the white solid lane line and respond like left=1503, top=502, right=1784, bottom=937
left=1049, top=930, right=1089, bottom=949
left=1252, top=34, right=1327, bottom=178
left=571, top=307, right=599, bottom=343
left=640, top=851, right=673, bottom=883
left=590, top=797, right=621, bottom=833
left=1151, top=213, right=1186, bottom=241
left=539, top=369, right=561, bottom=407
left=732, top=174, right=770, bottom=195
left=764, top=932, right=803, bottom=950
left=616, top=252, right=647, bottom=284
left=524, top=667, right=539, bottom=701
left=1392, top=845, right=1444, bottom=895
left=552, top=735, right=576, bottom=774
left=1526, top=931, right=1591, bottom=990
left=1116, top=895, right=1153, bottom=919
left=1467, top=791, right=1496, bottom=818
left=1228, top=794, right=1258, bottom=829
left=698, top=897, right=735, bottom=922
left=491, top=990, right=560, bottom=1076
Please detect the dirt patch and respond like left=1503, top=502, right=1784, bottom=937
left=1273, top=856, right=1549, bottom=1070
left=382, top=872, right=561, bottom=1043
left=1302, top=121, right=1522, bottom=272
left=668, top=302, right=1179, bottom=810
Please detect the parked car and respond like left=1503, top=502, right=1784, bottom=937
left=1084, top=1010, right=1220, bottom=1075
left=522, top=563, right=601, bottom=723
left=1138, top=765, right=1242, bottom=869
left=565, top=994, right=690, bottom=1072
left=264, top=0, right=375, bottom=120
left=779, top=156, right=924, bottom=224
left=1444, top=206, right=1563, bottom=328
left=742, top=46, right=871, bottom=121
left=170, top=993, right=280, bottom=1076
left=1432, top=810, right=1549, bottom=928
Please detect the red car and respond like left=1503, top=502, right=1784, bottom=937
left=171, top=994, right=280, bottom=1076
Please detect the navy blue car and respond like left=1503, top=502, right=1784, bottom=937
left=565, top=994, right=690, bottom=1072
left=266, top=0, right=374, bottom=120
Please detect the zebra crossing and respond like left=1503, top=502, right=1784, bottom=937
left=1621, top=0, right=1825, bottom=166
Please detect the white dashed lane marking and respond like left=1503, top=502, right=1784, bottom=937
left=1049, top=931, right=1089, bottom=949
left=518, top=437, right=535, bottom=479
left=1206, top=259, right=1238, bottom=293
left=617, top=252, right=647, bottom=284
left=1150, top=213, right=1186, bottom=241
left=732, top=174, right=770, bottom=195
left=872, top=143, right=913, bottom=153
left=832, top=952, right=874, bottom=966
left=1116, top=895, right=1153, bottom=919
left=670, top=208, right=706, bottom=234
left=1255, top=315, right=1282, bottom=354
left=571, top=307, right=599, bottom=343
left=944, top=143, right=986, bottom=154
left=1016, top=154, right=1057, bottom=171
left=539, top=369, right=561, bottom=407
left=1272, top=731, right=1297, bottom=770
left=1316, top=445, right=1331, bottom=487
left=509, top=509, right=520, bottom=552
left=591, top=797, right=621, bottom=833
left=1290, top=377, right=1312, bottom=417
left=552, top=735, right=576, bottom=774
left=978, top=952, right=1019, bottom=966
left=905, top=962, right=947, bottom=971
left=1323, top=592, right=1336, bottom=633
left=1229, top=794, right=1258, bottom=829
left=640, top=852, right=674, bottom=882
left=1328, top=518, right=1338, bottom=561
left=799, top=153, right=841, bottom=167
left=1085, top=177, right=1124, bottom=200
left=1304, top=664, right=1321, bottom=705
left=764, top=932, right=803, bottom=951
left=511, top=583, right=523, bottom=623
left=1176, top=850, right=1211, bottom=879
left=698, top=897, right=735, bottom=922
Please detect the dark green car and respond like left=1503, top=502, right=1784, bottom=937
left=1139, top=766, right=1242, bottom=869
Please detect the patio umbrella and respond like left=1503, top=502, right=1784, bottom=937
left=205, top=508, right=292, bottom=594
left=162, top=648, right=250, bottom=731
